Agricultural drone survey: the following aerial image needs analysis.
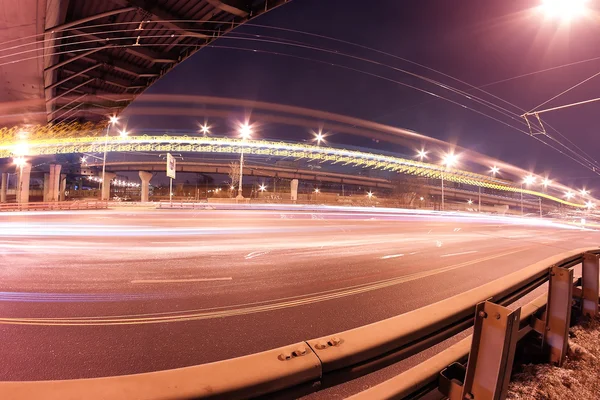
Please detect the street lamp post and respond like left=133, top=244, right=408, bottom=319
left=522, top=175, right=536, bottom=216
left=237, top=123, right=252, bottom=200
left=441, top=152, right=458, bottom=211
left=101, top=116, right=118, bottom=200
left=520, top=183, right=524, bottom=215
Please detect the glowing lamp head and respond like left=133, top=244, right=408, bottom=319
left=367, top=191, right=373, bottom=198
left=315, top=131, right=325, bottom=144
left=565, top=191, right=574, bottom=200
left=490, top=166, right=500, bottom=175
left=442, top=152, right=458, bottom=167
left=119, top=130, right=129, bottom=138
left=580, top=189, right=590, bottom=196
left=586, top=201, right=595, bottom=209
left=13, top=156, right=26, bottom=167
left=259, top=184, right=267, bottom=192
left=542, top=178, right=551, bottom=187
left=314, top=188, right=320, bottom=193
left=468, top=199, right=473, bottom=205
left=200, top=124, right=210, bottom=135
left=230, top=185, right=235, bottom=190
left=239, top=123, right=252, bottom=140
left=417, top=149, right=428, bottom=160
left=109, top=115, right=119, bottom=125
left=540, top=0, right=590, bottom=22
left=523, top=175, right=536, bottom=186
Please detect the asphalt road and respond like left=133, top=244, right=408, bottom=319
left=0, top=206, right=597, bottom=394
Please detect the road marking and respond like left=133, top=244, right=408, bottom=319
left=380, top=254, right=404, bottom=259
left=0, top=247, right=532, bottom=326
left=245, top=251, right=270, bottom=259
left=131, top=277, right=232, bottom=284
left=409, top=252, right=419, bottom=255
left=440, top=250, right=478, bottom=258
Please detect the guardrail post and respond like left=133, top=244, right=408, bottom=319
left=543, top=265, right=573, bottom=367
left=582, top=252, right=599, bottom=318
left=439, top=301, right=520, bottom=400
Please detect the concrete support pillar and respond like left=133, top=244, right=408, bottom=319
left=59, top=174, right=66, bottom=201
left=1, top=173, right=7, bottom=203
left=48, top=164, right=62, bottom=201
left=17, top=163, right=31, bottom=204
left=290, top=179, right=299, bottom=201
left=102, top=172, right=116, bottom=200
left=43, top=173, right=50, bottom=202
left=138, top=171, right=152, bottom=202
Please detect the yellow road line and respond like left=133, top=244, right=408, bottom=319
left=131, top=278, right=232, bottom=284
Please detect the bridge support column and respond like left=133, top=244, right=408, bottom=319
left=17, top=163, right=31, bottom=204
left=138, top=171, right=152, bottom=202
left=43, top=173, right=50, bottom=202
left=59, top=175, right=66, bottom=201
left=47, top=164, right=62, bottom=201
left=102, top=172, right=116, bottom=201
left=290, top=179, right=298, bottom=202
left=1, top=172, right=8, bottom=203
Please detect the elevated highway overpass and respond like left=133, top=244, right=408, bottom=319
left=80, top=160, right=545, bottom=212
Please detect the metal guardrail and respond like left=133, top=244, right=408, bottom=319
left=0, top=201, right=108, bottom=212
left=0, top=248, right=598, bottom=400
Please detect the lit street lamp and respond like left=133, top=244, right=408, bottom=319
left=119, top=129, right=129, bottom=138
left=539, top=0, right=590, bottom=22
left=468, top=199, right=473, bottom=205
left=565, top=191, right=574, bottom=200
left=101, top=115, right=119, bottom=200
left=580, top=189, right=590, bottom=197
left=490, top=166, right=500, bottom=175
left=417, top=149, right=428, bottom=161
left=542, top=178, right=551, bottom=188
left=200, top=124, right=210, bottom=135
left=441, top=152, right=458, bottom=211
left=367, top=191, right=373, bottom=199
left=314, top=130, right=325, bottom=146
left=237, top=123, right=252, bottom=200
left=259, top=184, right=267, bottom=192
left=521, top=175, right=536, bottom=215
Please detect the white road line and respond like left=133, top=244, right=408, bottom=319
left=245, top=251, right=270, bottom=259
left=380, top=254, right=404, bottom=259
left=440, top=250, right=478, bottom=258
left=131, top=277, right=233, bottom=284
left=409, top=252, right=419, bottom=255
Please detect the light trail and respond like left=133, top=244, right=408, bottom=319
left=0, top=135, right=589, bottom=208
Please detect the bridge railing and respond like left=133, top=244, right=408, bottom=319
left=0, top=201, right=108, bottom=212
left=1, top=248, right=598, bottom=399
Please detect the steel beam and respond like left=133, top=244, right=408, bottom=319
left=46, top=78, right=96, bottom=104
left=70, top=29, right=177, bottom=63
left=46, top=7, right=138, bottom=33
left=112, top=0, right=209, bottom=38
left=45, top=46, right=111, bottom=73
left=45, top=64, right=102, bottom=90
left=62, top=67, right=142, bottom=91
left=206, top=0, right=250, bottom=17
left=79, top=52, right=160, bottom=78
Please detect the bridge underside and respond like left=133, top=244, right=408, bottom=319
left=0, top=0, right=288, bottom=126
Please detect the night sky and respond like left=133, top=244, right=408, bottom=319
left=126, top=0, right=600, bottom=190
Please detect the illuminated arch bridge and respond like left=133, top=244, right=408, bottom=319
left=0, top=135, right=585, bottom=208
